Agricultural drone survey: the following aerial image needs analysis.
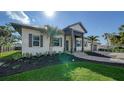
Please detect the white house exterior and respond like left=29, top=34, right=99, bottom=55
left=12, top=22, right=87, bottom=55
left=22, top=28, right=64, bottom=55
left=12, top=23, right=64, bottom=55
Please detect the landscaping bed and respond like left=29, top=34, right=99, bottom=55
left=0, top=53, right=78, bottom=77
left=1, top=51, right=124, bottom=80
left=84, top=51, right=111, bottom=58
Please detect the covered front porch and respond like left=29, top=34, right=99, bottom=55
left=64, top=30, right=84, bottom=53
left=63, top=22, right=87, bottom=53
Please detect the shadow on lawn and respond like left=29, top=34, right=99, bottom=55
left=67, top=61, right=124, bottom=81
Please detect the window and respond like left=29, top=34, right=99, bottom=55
left=52, top=38, right=62, bottom=46
left=33, top=35, right=40, bottom=46
left=76, top=40, right=81, bottom=47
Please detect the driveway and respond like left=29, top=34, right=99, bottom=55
left=95, top=51, right=124, bottom=59
left=73, top=52, right=124, bottom=64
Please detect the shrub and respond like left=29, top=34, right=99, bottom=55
left=11, top=53, right=22, bottom=61
left=2, top=63, right=10, bottom=67
left=22, top=53, right=32, bottom=58
left=52, top=51, right=56, bottom=55
left=36, top=52, right=40, bottom=57
left=12, top=64, right=21, bottom=69
left=98, top=48, right=112, bottom=52
left=58, top=51, right=62, bottom=55
left=44, top=51, right=48, bottom=56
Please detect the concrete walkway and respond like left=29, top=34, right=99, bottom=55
left=73, top=52, right=124, bottom=64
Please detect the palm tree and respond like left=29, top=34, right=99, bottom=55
left=102, top=33, right=111, bottom=48
left=87, top=35, right=99, bottom=52
left=45, top=25, right=63, bottom=54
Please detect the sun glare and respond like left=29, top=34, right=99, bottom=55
left=44, top=11, right=55, bottom=17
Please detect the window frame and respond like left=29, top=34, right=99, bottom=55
left=32, top=35, right=40, bottom=47
left=52, top=37, right=62, bottom=47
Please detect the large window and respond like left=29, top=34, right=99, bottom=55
left=33, top=35, right=40, bottom=46
left=52, top=38, right=62, bottom=46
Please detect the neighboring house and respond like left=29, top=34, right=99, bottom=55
left=0, top=45, right=15, bottom=53
left=97, top=45, right=109, bottom=50
left=13, top=42, right=22, bottom=50
left=84, top=38, right=101, bottom=51
left=12, top=22, right=87, bottom=55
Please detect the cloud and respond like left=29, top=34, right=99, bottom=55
left=6, top=11, right=30, bottom=24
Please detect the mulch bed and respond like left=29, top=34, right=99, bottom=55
left=0, top=53, right=76, bottom=77
left=85, top=51, right=111, bottom=58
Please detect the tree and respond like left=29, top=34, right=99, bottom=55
left=102, top=33, right=111, bottom=48
left=45, top=25, right=63, bottom=54
left=109, top=25, right=124, bottom=47
left=103, top=25, right=124, bottom=48
left=0, top=24, right=21, bottom=53
left=119, top=25, right=124, bottom=46
left=87, top=35, right=99, bottom=52
left=109, top=33, right=120, bottom=47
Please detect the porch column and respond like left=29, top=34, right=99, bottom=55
left=74, top=36, right=76, bottom=51
left=64, top=34, right=66, bottom=51
left=71, top=30, right=74, bottom=53
left=82, top=33, right=84, bottom=52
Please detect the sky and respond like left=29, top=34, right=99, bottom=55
left=0, top=11, right=124, bottom=45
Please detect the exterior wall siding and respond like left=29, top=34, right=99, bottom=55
left=22, top=28, right=64, bottom=55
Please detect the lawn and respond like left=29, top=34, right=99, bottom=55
left=0, top=52, right=124, bottom=80
left=0, top=51, right=22, bottom=61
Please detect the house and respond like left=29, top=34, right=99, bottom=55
left=12, top=22, right=87, bottom=55
left=13, top=42, right=22, bottom=50
left=84, top=38, right=101, bottom=51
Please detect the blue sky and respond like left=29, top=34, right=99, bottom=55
left=1, top=11, right=124, bottom=44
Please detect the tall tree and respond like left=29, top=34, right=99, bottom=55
left=87, top=35, right=99, bottom=52
left=102, top=33, right=111, bottom=48
left=0, top=24, right=21, bottom=53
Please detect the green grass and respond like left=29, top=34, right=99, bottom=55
left=1, top=60, right=124, bottom=81
left=0, top=51, right=22, bottom=60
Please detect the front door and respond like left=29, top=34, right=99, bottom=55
left=66, top=40, right=69, bottom=51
